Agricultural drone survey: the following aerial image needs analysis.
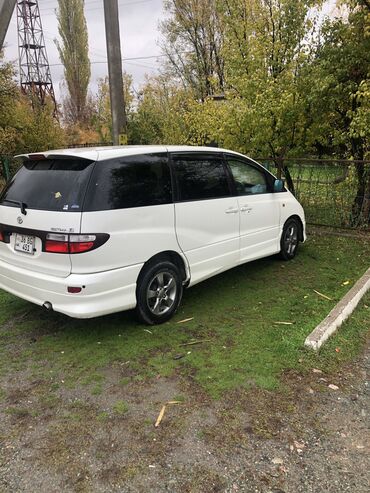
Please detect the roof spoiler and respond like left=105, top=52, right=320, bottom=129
left=14, top=153, right=95, bottom=161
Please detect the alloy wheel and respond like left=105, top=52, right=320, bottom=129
left=146, top=271, right=177, bottom=315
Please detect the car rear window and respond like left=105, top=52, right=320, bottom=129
left=84, top=153, right=172, bottom=211
left=0, top=158, right=94, bottom=212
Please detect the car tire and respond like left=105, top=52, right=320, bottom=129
left=279, top=218, right=300, bottom=260
left=135, top=261, right=183, bottom=325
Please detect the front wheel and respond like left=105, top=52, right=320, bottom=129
left=135, top=261, right=183, bottom=325
left=279, top=218, right=300, bottom=260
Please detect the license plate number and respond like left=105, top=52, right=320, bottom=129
left=14, top=234, right=35, bottom=255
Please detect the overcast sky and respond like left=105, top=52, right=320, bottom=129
left=3, top=0, right=166, bottom=101
left=3, top=0, right=338, bottom=104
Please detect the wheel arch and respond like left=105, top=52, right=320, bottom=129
left=283, top=215, right=304, bottom=242
left=136, top=250, right=190, bottom=288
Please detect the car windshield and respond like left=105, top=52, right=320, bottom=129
left=0, top=158, right=94, bottom=212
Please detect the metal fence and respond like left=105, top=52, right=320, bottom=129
left=260, top=158, right=370, bottom=230
left=1, top=154, right=369, bottom=230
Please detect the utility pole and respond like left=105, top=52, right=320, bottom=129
left=0, top=0, right=16, bottom=51
left=103, top=0, right=127, bottom=145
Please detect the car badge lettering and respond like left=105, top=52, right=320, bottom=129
left=17, top=217, right=23, bottom=224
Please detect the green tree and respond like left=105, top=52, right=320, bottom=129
left=56, top=0, right=91, bottom=124
left=220, top=1, right=320, bottom=157
left=92, top=73, right=134, bottom=143
left=0, top=56, right=64, bottom=157
left=161, top=0, right=225, bottom=100
left=129, top=76, right=191, bottom=144
left=309, top=2, right=370, bottom=223
left=0, top=58, right=19, bottom=155
left=15, top=101, right=66, bottom=153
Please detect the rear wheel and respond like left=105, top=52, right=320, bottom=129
left=135, top=261, right=183, bottom=325
left=279, top=218, right=300, bottom=260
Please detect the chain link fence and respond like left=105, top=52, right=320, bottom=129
left=1, top=153, right=369, bottom=230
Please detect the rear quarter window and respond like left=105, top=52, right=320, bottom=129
left=84, top=153, right=172, bottom=211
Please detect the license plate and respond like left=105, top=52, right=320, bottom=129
left=14, top=234, right=35, bottom=255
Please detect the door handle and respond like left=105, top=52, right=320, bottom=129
left=225, top=207, right=239, bottom=214
left=240, top=205, right=253, bottom=212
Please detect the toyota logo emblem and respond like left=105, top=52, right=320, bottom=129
left=17, top=217, right=23, bottom=224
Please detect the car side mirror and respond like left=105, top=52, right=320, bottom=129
left=273, top=179, right=284, bottom=192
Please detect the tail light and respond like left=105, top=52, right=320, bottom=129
left=45, top=233, right=109, bottom=254
left=0, top=230, right=9, bottom=243
left=69, top=235, right=95, bottom=253
left=45, top=234, right=69, bottom=253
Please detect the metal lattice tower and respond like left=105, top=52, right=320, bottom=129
left=16, top=0, right=57, bottom=115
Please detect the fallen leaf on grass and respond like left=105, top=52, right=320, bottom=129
left=335, top=347, right=341, bottom=353
left=341, top=280, right=350, bottom=286
left=312, top=368, right=323, bottom=374
left=274, top=321, right=294, bottom=325
left=144, top=329, right=153, bottom=334
left=313, top=289, right=332, bottom=301
left=176, top=317, right=194, bottom=324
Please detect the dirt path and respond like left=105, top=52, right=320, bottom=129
left=0, top=343, right=369, bottom=493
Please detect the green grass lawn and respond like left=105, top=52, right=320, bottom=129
left=0, top=232, right=369, bottom=398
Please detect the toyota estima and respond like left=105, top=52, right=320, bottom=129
left=0, top=146, right=306, bottom=324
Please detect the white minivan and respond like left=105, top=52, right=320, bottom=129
left=0, top=146, right=306, bottom=324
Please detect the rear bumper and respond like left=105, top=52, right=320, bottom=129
left=0, top=259, right=143, bottom=318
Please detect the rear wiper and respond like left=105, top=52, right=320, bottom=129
left=2, top=199, right=28, bottom=215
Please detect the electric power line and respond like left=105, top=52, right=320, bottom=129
left=48, top=52, right=190, bottom=67
left=9, top=18, right=184, bottom=71
left=39, top=0, right=155, bottom=14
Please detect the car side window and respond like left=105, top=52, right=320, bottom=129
left=84, top=153, right=172, bottom=211
left=227, top=158, right=268, bottom=195
left=172, top=154, right=231, bottom=201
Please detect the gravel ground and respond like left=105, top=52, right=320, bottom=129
left=0, top=342, right=369, bottom=493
